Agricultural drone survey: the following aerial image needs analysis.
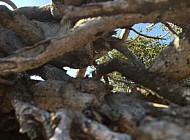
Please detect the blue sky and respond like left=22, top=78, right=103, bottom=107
left=0, top=1, right=173, bottom=78
left=0, top=1, right=173, bottom=45
left=0, top=0, right=51, bottom=9
left=118, top=23, right=174, bottom=45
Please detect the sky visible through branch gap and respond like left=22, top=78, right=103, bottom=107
left=0, top=0, right=174, bottom=78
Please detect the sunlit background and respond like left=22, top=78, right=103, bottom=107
left=0, top=0, right=174, bottom=79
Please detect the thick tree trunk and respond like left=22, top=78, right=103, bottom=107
left=0, top=0, right=190, bottom=140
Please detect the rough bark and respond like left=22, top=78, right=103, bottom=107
left=149, top=35, right=190, bottom=80
left=96, top=58, right=190, bottom=105
left=0, top=0, right=190, bottom=140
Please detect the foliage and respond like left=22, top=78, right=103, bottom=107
left=96, top=25, right=169, bottom=92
